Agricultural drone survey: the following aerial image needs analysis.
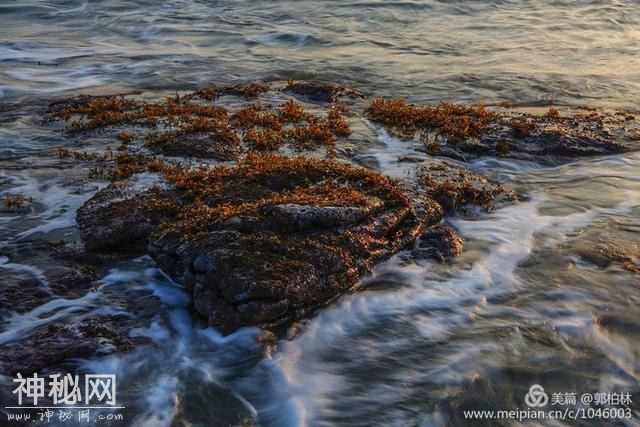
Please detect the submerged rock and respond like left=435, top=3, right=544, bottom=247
left=0, top=195, right=33, bottom=214
left=0, top=242, right=100, bottom=319
left=284, top=80, right=363, bottom=103
left=171, top=369, right=256, bottom=427
left=0, top=269, right=52, bottom=318
left=0, top=317, right=133, bottom=376
left=573, top=237, right=640, bottom=273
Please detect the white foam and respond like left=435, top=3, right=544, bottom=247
left=5, top=172, right=101, bottom=240
left=0, top=292, right=100, bottom=345
left=259, top=191, right=636, bottom=425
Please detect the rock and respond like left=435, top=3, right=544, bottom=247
left=0, top=269, right=52, bottom=318
left=417, top=162, right=516, bottom=213
left=411, top=225, right=463, bottom=262
left=573, top=238, right=640, bottom=273
left=365, top=98, right=639, bottom=163
left=76, top=173, right=178, bottom=252
left=75, top=156, right=508, bottom=334
left=171, top=369, right=256, bottom=427
left=284, top=80, right=362, bottom=103
left=46, top=265, right=99, bottom=294
left=0, top=195, right=33, bottom=214
left=0, top=317, right=133, bottom=375
left=513, top=131, right=621, bottom=157
left=0, top=242, right=101, bottom=319
left=259, top=203, right=373, bottom=230
left=145, top=156, right=441, bottom=333
left=147, top=130, right=242, bottom=161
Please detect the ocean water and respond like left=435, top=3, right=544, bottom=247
left=0, top=1, right=639, bottom=426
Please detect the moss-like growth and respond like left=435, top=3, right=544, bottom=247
left=47, top=92, right=350, bottom=159
left=365, top=98, right=497, bottom=142
left=546, top=106, right=560, bottom=119
left=3, top=195, right=28, bottom=208
left=365, top=98, right=639, bottom=159
left=418, top=162, right=514, bottom=212
left=186, top=83, right=270, bottom=101
left=147, top=154, right=406, bottom=238
left=508, top=117, right=536, bottom=136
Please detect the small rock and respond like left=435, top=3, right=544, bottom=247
left=0, top=317, right=133, bottom=375
left=418, top=162, right=516, bottom=213
left=284, top=80, right=362, bottom=103
left=412, top=225, right=463, bottom=262
left=147, top=130, right=242, bottom=161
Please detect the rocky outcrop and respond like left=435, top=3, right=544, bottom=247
left=146, top=156, right=442, bottom=333
left=365, top=98, right=640, bottom=163
left=72, top=154, right=517, bottom=333
left=76, top=156, right=472, bottom=333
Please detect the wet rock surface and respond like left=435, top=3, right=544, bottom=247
left=0, top=317, right=133, bottom=375
left=283, top=80, right=362, bottom=103
left=171, top=370, right=256, bottom=427
left=0, top=269, right=52, bottom=317
left=77, top=173, right=178, bottom=252
left=364, top=98, right=640, bottom=164
left=573, top=236, right=640, bottom=273
left=0, top=195, right=33, bottom=214
left=72, top=149, right=519, bottom=334
left=417, top=162, right=517, bottom=213
left=0, top=241, right=100, bottom=318
left=411, top=225, right=464, bottom=262
left=147, top=130, right=242, bottom=161
left=145, top=156, right=441, bottom=333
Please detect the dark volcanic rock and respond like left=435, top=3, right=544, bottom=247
left=76, top=173, right=178, bottom=252
left=418, top=162, right=516, bottom=213
left=0, top=317, right=133, bottom=375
